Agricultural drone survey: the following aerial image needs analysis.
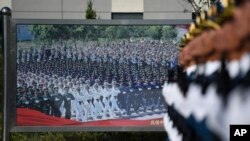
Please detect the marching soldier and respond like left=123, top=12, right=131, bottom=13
left=142, top=79, right=152, bottom=112
left=152, top=79, right=162, bottom=111
left=21, top=49, right=26, bottom=63
left=63, top=86, right=75, bottom=119
left=117, top=81, right=127, bottom=112
left=17, top=87, right=32, bottom=108
left=92, top=84, right=104, bottom=118
left=134, top=80, right=143, bottom=114
left=60, top=49, right=66, bottom=60
left=110, top=81, right=122, bottom=116
left=41, top=88, right=51, bottom=115
left=31, top=89, right=43, bottom=112
left=48, top=83, right=54, bottom=94
left=54, top=48, right=59, bottom=60
left=16, top=87, right=23, bottom=107
left=68, top=81, right=77, bottom=116
left=148, top=80, right=156, bottom=111
left=51, top=87, right=63, bottom=117
left=83, top=85, right=95, bottom=120
left=66, top=48, right=72, bottom=60
left=126, top=81, right=134, bottom=115
left=102, top=82, right=113, bottom=118
left=77, top=51, right=83, bottom=61
left=75, top=87, right=86, bottom=121
left=58, top=83, right=64, bottom=95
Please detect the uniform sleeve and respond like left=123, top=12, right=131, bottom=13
left=76, top=95, right=85, bottom=101
left=70, top=94, right=75, bottom=100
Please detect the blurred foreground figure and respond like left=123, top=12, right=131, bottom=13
left=163, top=1, right=250, bottom=141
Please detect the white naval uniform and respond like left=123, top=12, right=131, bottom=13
left=66, top=50, right=72, bottom=60
left=17, top=53, right=20, bottom=64
left=61, top=51, right=65, bottom=60
left=21, top=53, right=26, bottom=63
left=72, top=51, right=77, bottom=61
left=27, top=53, right=30, bottom=62
left=58, top=88, right=64, bottom=95
left=92, top=89, right=104, bottom=117
left=58, top=89, right=66, bottom=117
left=54, top=50, right=59, bottom=59
left=110, top=87, right=121, bottom=113
left=78, top=53, right=82, bottom=60
left=75, top=92, right=86, bottom=121
left=70, top=88, right=78, bottom=117
left=84, top=91, right=95, bottom=120
left=102, top=88, right=113, bottom=118
left=37, top=51, right=41, bottom=62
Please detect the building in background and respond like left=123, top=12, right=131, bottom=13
left=8, top=0, right=192, bottom=19
left=1, top=0, right=191, bottom=40
left=0, top=0, right=11, bottom=9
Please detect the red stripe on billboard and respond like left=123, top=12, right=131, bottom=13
left=16, top=108, right=163, bottom=127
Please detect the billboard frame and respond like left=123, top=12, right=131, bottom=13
left=8, top=19, right=191, bottom=132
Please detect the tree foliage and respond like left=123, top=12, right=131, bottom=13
left=85, top=0, right=97, bottom=19
left=145, top=26, right=162, bottom=40
left=162, top=26, right=178, bottom=41
left=28, top=25, right=178, bottom=46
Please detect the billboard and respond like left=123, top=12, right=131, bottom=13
left=12, top=20, right=189, bottom=131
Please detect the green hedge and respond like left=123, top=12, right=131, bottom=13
left=10, top=132, right=167, bottom=141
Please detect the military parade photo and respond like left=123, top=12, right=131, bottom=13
left=16, top=24, right=187, bottom=126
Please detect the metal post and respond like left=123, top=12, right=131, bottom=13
left=1, top=7, right=11, bottom=141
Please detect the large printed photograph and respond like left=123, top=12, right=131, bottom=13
left=16, top=24, right=187, bottom=127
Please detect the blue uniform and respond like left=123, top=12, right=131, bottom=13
left=63, top=92, right=75, bottom=119
left=31, top=94, right=43, bottom=112
left=134, top=83, right=143, bottom=113
left=51, top=93, right=63, bottom=117
left=117, top=84, right=128, bottom=110
left=125, top=85, right=134, bottom=115
left=41, top=93, right=51, bottom=115
left=142, top=83, right=150, bottom=112
left=147, top=83, right=155, bottom=111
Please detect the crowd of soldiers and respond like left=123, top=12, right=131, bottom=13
left=16, top=40, right=178, bottom=121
